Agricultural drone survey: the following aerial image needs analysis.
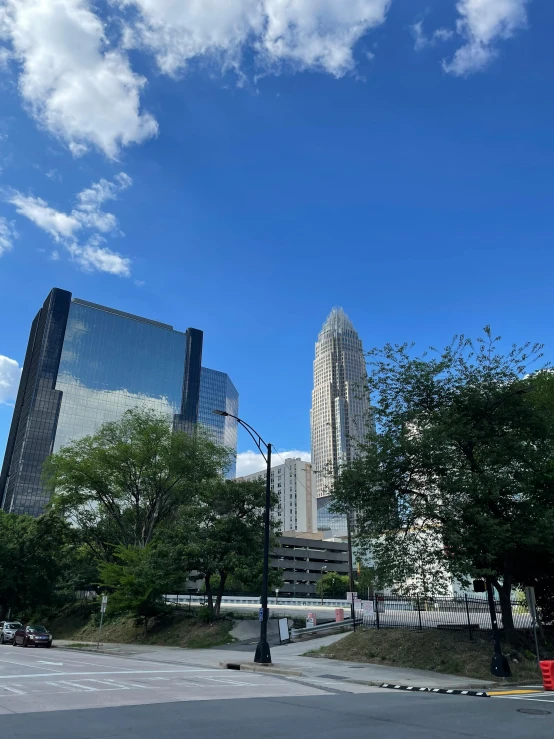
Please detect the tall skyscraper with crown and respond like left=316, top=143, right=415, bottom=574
left=311, top=307, right=370, bottom=500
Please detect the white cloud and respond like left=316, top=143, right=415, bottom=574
left=411, top=20, right=453, bottom=51
left=118, top=0, right=392, bottom=78
left=0, top=216, right=16, bottom=255
left=0, top=0, right=158, bottom=158
left=0, top=355, right=21, bottom=404
left=6, top=172, right=132, bottom=275
left=0, top=46, right=10, bottom=68
left=67, top=240, right=131, bottom=277
left=444, top=0, right=530, bottom=76
left=236, top=449, right=311, bottom=477
left=9, top=193, right=81, bottom=240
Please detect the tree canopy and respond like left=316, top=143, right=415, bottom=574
left=333, top=329, right=554, bottom=634
left=0, top=511, right=71, bottom=618
left=171, top=479, right=281, bottom=617
left=45, top=408, right=233, bottom=554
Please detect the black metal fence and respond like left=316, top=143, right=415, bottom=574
left=357, top=593, right=531, bottom=638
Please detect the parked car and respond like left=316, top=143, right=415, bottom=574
left=0, top=622, right=23, bottom=644
left=13, top=624, right=52, bottom=648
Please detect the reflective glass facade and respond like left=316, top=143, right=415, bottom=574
left=0, top=289, right=71, bottom=516
left=1, top=290, right=239, bottom=516
left=198, top=368, right=239, bottom=478
left=317, top=494, right=348, bottom=538
left=54, top=300, right=186, bottom=452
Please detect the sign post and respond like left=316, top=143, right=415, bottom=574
left=97, top=595, right=108, bottom=651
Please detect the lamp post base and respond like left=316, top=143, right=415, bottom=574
left=254, top=640, right=272, bottom=665
left=490, top=653, right=512, bottom=678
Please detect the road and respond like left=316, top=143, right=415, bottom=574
left=0, top=644, right=553, bottom=737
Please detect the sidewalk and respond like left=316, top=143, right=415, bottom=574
left=55, top=632, right=496, bottom=690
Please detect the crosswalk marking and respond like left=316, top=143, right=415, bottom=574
left=102, top=679, right=149, bottom=690
left=56, top=681, right=99, bottom=692
left=2, top=686, right=26, bottom=695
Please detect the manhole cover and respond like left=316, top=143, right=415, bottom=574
left=317, top=674, right=348, bottom=680
left=517, top=709, right=551, bottom=716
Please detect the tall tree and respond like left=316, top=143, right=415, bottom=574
left=0, top=511, right=70, bottom=618
left=175, top=479, right=279, bottom=618
left=333, top=329, right=554, bottom=640
left=45, top=409, right=233, bottom=553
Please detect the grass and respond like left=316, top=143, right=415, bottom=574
left=47, top=602, right=235, bottom=649
left=307, top=628, right=554, bottom=683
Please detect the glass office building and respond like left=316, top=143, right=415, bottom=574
left=317, top=494, right=348, bottom=538
left=1, top=289, right=239, bottom=516
left=198, top=368, right=239, bottom=478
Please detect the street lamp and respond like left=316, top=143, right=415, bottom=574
left=213, top=410, right=272, bottom=665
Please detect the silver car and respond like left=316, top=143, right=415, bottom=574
left=0, top=621, right=23, bottom=644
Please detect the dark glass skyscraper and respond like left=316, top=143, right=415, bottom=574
left=0, top=288, right=238, bottom=516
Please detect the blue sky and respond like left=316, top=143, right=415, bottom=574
left=1, top=0, right=553, bottom=476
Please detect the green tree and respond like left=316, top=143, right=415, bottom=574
left=98, top=544, right=186, bottom=633
left=45, top=408, right=233, bottom=555
left=316, top=572, right=350, bottom=599
left=0, top=511, right=70, bottom=618
left=355, top=566, right=375, bottom=598
left=333, top=329, right=554, bottom=641
left=176, top=479, right=279, bottom=618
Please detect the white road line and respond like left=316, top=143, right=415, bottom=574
left=504, top=696, right=554, bottom=703
left=0, top=658, right=64, bottom=671
left=102, top=679, right=149, bottom=690
left=1, top=687, right=26, bottom=695
left=201, top=677, right=257, bottom=686
left=37, top=659, right=63, bottom=667
left=143, top=677, right=168, bottom=681
left=0, top=668, right=220, bottom=681
left=56, top=681, right=99, bottom=692
left=52, top=656, right=138, bottom=671
left=87, top=679, right=131, bottom=690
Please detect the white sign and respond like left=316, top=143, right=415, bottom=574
left=346, top=592, right=358, bottom=603
left=362, top=601, right=374, bottom=615
left=101, top=595, right=108, bottom=614
left=354, top=599, right=362, bottom=611
left=278, top=618, right=290, bottom=644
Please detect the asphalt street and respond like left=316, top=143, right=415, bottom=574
left=0, top=644, right=553, bottom=737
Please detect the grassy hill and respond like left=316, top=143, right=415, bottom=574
left=46, top=601, right=234, bottom=649
left=308, top=628, right=553, bottom=683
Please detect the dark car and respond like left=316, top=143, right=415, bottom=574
left=0, top=621, right=24, bottom=644
left=13, top=625, right=52, bottom=648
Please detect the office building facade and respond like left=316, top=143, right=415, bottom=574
left=198, top=368, right=239, bottom=478
left=237, top=457, right=317, bottom=534
left=1, top=288, right=238, bottom=516
left=311, top=307, right=371, bottom=499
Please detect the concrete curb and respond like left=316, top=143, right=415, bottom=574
left=221, top=662, right=303, bottom=677
left=380, top=683, right=489, bottom=698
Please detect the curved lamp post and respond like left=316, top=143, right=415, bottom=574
left=214, top=410, right=272, bottom=664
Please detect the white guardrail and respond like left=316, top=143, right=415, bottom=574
left=290, top=618, right=362, bottom=640
left=164, top=595, right=353, bottom=608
